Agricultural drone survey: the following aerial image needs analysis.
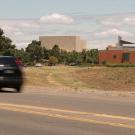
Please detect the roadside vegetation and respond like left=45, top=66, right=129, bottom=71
left=24, top=66, right=135, bottom=91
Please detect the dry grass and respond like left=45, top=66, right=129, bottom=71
left=24, top=66, right=135, bottom=91
left=24, top=67, right=51, bottom=87
left=73, top=67, right=135, bottom=91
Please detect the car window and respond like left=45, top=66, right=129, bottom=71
left=0, top=57, right=16, bottom=67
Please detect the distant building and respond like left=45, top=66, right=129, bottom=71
left=39, top=36, right=86, bottom=52
left=99, top=36, right=135, bottom=64
left=99, top=50, right=135, bottom=64
left=106, top=36, right=135, bottom=51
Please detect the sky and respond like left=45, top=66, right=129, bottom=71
left=1, top=0, right=135, bottom=49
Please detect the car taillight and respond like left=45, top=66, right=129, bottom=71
left=15, top=59, right=23, bottom=66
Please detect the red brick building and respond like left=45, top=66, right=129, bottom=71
left=99, top=37, right=135, bottom=64
left=99, top=50, right=135, bottom=64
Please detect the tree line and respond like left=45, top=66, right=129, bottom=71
left=0, top=28, right=99, bottom=66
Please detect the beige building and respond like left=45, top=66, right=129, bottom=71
left=39, top=36, right=86, bottom=52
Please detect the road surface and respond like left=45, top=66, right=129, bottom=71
left=0, top=88, right=135, bottom=135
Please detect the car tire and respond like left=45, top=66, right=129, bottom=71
left=16, top=86, right=21, bottom=93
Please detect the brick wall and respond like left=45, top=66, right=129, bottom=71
left=129, top=52, right=135, bottom=63
left=99, top=50, right=135, bottom=64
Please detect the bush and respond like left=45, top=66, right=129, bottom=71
left=48, top=56, right=58, bottom=66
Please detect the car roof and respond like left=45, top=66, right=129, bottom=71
left=0, top=56, right=14, bottom=58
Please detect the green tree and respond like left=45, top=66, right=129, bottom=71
left=42, top=47, right=49, bottom=60
left=26, top=40, right=44, bottom=63
left=0, top=28, right=16, bottom=55
left=88, top=49, right=99, bottom=64
left=14, top=49, right=32, bottom=65
left=50, top=45, right=60, bottom=60
left=81, top=49, right=87, bottom=63
left=81, top=49, right=99, bottom=64
left=2, top=48, right=15, bottom=56
left=59, top=49, right=68, bottom=64
left=67, top=51, right=82, bottom=64
left=0, top=28, right=4, bottom=36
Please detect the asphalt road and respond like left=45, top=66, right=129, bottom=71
left=0, top=88, right=135, bottom=135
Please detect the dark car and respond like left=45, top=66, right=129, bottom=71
left=0, top=56, right=23, bottom=92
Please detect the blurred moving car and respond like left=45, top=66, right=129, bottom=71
left=0, top=56, right=23, bottom=92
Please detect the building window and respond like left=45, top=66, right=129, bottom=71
left=122, top=53, right=130, bottom=62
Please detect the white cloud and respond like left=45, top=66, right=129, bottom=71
left=20, top=22, right=40, bottom=28
left=16, top=42, right=29, bottom=49
left=1, top=24, right=19, bottom=32
left=95, top=28, right=133, bottom=38
left=40, top=13, right=74, bottom=24
left=0, top=20, right=40, bottom=31
left=14, top=31, right=24, bottom=36
left=101, top=14, right=135, bottom=26
left=101, top=17, right=122, bottom=26
left=124, top=17, right=135, bottom=25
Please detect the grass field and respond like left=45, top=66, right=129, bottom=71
left=24, top=66, right=135, bottom=91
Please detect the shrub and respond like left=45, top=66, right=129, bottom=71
left=48, top=56, right=58, bottom=66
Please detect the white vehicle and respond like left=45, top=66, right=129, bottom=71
left=35, top=63, right=43, bottom=67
